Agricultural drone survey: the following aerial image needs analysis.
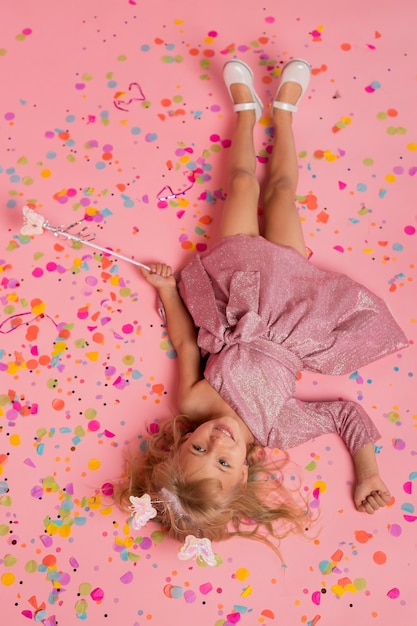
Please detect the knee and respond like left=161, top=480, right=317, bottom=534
left=264, top=176, right=296, bottom=201
left=228, top=169, right=260, bottom=198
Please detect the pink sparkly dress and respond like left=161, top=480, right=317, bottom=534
left=178, top=235, right=408, bottom=455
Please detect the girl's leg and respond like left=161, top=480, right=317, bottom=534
left=219, top=83, right=260, bottom=239
left=262, top=82, right=307, bottom=257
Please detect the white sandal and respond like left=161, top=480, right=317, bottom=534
left=223, top=60, right=263, bottom=122
left=273, top=58, right=311, bottom=113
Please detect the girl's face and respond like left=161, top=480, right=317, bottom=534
left=179, top=417, right=249, bottom=492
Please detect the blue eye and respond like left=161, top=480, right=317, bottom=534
left=192, top=444, right=205, bottom=452
left=219, top=459, right=230, bottom=467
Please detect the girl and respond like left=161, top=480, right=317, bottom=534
left=119, top=59, right=408, bottom=558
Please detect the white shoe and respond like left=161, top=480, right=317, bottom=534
left=273, top=58, right=311, bottom=113
left=223, top=60, right=263, bottom=122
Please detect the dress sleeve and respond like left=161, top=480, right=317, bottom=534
left=267, top=398, right=381, bottom=456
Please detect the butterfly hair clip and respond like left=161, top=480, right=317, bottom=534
left=178, top=534, right=217, bottom=567
left=128, top=491, right=218, bottom=567
left=128, top=494, right=158, bottom=530
left=20, top=206, right=151, bottom=271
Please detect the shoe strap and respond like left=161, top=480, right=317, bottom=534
left=273, top=101, right=297, bottom=113
left=234, top=102, right=257, bottom=113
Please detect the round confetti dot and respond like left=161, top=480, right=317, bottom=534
left=52, top=398, right=65, bottom=411
left=9, top=434, right=21, bottom=446
left=79, top=582, right=92, bottom=595
left=25, top=560, right=38, bottom=573
left=235, top=567, right=250, bottom=581
left=1, top=572, right=15, bottom=586
left=404, top=225, right=415, bottom=235
left=389, top=524, right=403, bottom=537
left=387, top=588, right=400, bottom=599
left=88, top=458, right=101, bottom=471
left=341, top=42, right=351, bottom=51
left=373, top=551, right=387, bottom=565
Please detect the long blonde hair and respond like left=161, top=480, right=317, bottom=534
left=115, top=415, right=311, bottom=554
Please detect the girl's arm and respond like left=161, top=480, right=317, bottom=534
left=141, top=264, right=202, bottom=405
left=352, top=443, right=391, bottom=514
left=268, top=399, right=391, bottom=514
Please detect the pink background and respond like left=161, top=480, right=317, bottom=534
left=1, top=1, right=416, bottom=624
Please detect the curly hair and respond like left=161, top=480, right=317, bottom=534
left=115, top=415, right=311, bottom=555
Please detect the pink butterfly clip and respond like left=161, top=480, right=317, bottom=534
left=178, top=534, right=217, bottom=567
left=128, top=494, right=158, bottom=530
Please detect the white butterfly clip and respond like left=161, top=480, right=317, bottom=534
left=178, top=534, right=217, bottom=567
left=21, top=206, right=47, bottom=236
left=128, top=494, right=158, bottom=530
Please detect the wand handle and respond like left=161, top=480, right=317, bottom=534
left=44, top=224, right=151, bottom=271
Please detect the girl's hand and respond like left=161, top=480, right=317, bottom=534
left=354, top=474, right=392, bottom=514
left=140, top=263, right=177, bottom=291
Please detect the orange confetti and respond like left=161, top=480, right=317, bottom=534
left=316, top=211, right=329, bottom=223
left=52, top=398, right=65, bottom=411
left=331, top=549, right=343, bottom=562
left=42, top=554, right=57, bottom=567
left=306, top=194, right=318, bottom=210
left=373, top=550, right=387, bottom=565
left=354, top=529, right=371, bottom=543
left=92, top=332, right=104, bottom=344
left=311, top=64, right=327, bottom=76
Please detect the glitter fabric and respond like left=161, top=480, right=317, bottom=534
left=178, top=235, right=408, bottom=455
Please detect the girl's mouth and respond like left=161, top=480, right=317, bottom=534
left=214, top=425, right=235, bottom=441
